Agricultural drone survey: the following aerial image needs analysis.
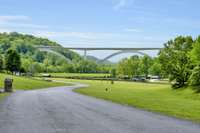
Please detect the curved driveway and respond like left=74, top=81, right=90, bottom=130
left=0, top=83, right=200, bottom=133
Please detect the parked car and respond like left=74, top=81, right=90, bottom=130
left=149, top=76, right=160, bottom=82
left=132, top=77, right=146, bottom=82
left=132, top=77, right=140, bottom=81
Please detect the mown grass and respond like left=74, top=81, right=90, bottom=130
left=0, top=93, right=9, bottom=101
left=37, top=73, right=110, bottom=78
left=0, top=73, right=68, bottom=90
left=54, top=78, right=200, bottom=122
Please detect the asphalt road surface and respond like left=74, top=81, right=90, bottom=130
left=0, top=83, right=200, bottom=133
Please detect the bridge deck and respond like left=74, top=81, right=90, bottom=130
left=37, top=46, right=162, bottom=51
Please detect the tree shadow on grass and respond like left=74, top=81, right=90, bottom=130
left=190, top=86, right=200, bottom=93
left=171, top=83, right=188, bottom=90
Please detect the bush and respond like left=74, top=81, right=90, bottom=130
left=0, top=55, right=3, bottom=71
left=189, top=65, right=200, bottom=86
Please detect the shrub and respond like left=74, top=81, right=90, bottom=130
left=189, top=65, right=200, bottom=87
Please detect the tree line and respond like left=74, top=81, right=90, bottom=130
left=1, top=32, right=200, bottom=90
left=116, top=36, right=200, bottom=90
left=116, top=55, right=161, bottom=79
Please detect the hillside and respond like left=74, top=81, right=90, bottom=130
left=86, top=55, right=114, bottom=64
left=0, top=32, right=81, bottom=59
left=0, top=32, right=111, bottom=73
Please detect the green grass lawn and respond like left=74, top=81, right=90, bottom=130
left=0, top=93, right=9, bottom=101
left=37, top=73, right=110, bottom=78
left=54, top=78, right=200, bottom=122
left=0, top=73, right=69, bottom=90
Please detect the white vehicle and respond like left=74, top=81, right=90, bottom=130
left=149, top=76, right=160, bottom=82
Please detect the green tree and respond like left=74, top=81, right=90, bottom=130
left=189, top=65, right=200, bottom=87
left=149, top=58, right=162, bottom=76
left=34, top=51, right=45, bottom=63
left=140, top=55, right=152, bottom=78
left=44, top=58, right=50, bottom=72
left=5, top=49, right=21, bottom=74
left=117, top=58, right=129, bottom=77
left=60, top=63, right=74, bottom=73
left=75, top=60, right=98, bottom=73
left=190, top=36, right=200, bottom=65
left=116, top=56, right=141, bottom=78
left=0, top=55, right=3, bottom=71
left=129, top=55, right=141, bottom=77
left=0, top=38, right=11, bottom=53
left=159, top=36, right=193, bottom=88
left=188, top=36, right=200, bottom=87
left=22, top=58, right=32, bottom=73
left=110, top=68, right=116, bottom=78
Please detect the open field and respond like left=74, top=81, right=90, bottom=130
left=0, top=73, right=69, bottom=90
left=53, top=78, right=200, bottom=122
left=36, top=73, right=110, bottom=78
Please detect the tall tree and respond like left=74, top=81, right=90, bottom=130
left=149, top=58, right=162, bottom=76
left=117, top=58, right=129, bottom=77
left=110, top=68, right=116, bottom=78
left=129, top=55, right=141, bottom=77
left=190, top=36, right=200, bottom=65
left=159, top=36, right=193, bottom=88
left=116, top=56, right=141, bottom=78
left=189, top=65, right=200, bottom=87
left=140, top=55, right=152, bottom=78
left=189, top=36, right=200, bottom=87
left=0, top=55, right=3, bottom=71
left=5, top=49, right=21, bottom=74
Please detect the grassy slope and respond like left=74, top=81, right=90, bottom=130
left=0, top=73, right=68, bottom=90
left=55, top=78, right=200, bottom=122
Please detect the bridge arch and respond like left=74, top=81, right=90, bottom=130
left=38, top=47, right=72, bottom=63
left=100, top=50, right=147, bottom=63
left=36, top=46, right=161, bottom=63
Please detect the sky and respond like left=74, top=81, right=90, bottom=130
left=0, top=0, right=200, bottom=61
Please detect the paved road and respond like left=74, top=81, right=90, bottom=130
left=0, top=83, right=200, bottom=133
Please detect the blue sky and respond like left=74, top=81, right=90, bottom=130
left=0, top=0, right=200, bottom=61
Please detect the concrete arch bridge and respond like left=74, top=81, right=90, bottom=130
left=37, top=46, right=162, bottom=63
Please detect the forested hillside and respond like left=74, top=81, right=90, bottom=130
left=0, top=32, right=111, bottom=73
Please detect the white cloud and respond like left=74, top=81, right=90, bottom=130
left=0, top=15, right=30, bottom=23
left=1, top=22, right=48, bottom=29
left=0, top=28, right=11, bottom=33
left=124, top=28, right=142, bottom=32
left=0, top=15, right=117, bottom=41
left=33, top=31, right=118, bottom=40
left=114, top=0, right=126, bottom=10
left=113, top=0, right=132, bottom=10
left=0, top=15, right=48, bottom=30
left=31, top=30, right=166, bottom=49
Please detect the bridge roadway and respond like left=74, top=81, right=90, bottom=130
left=37, top=46, right=162, bottom=51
